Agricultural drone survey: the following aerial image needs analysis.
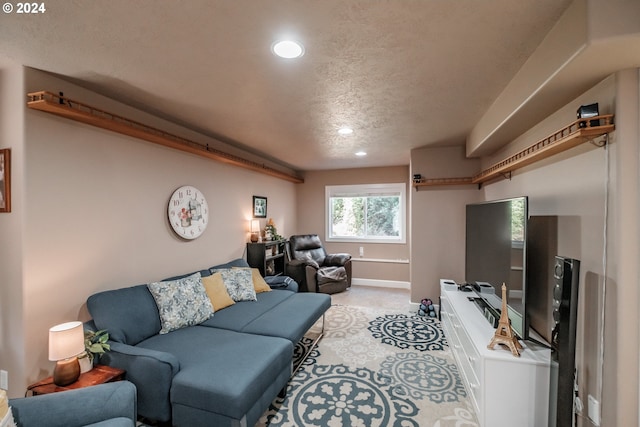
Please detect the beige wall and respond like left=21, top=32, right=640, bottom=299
left=0, top=67, right=298, bottom=397
left=409, top=146, right=482, bottom=303
left=606, top=69, right=638, bottom=427
left=296, top=167, right=410, bottom=284
left=0, top=57, right=26, bottom=395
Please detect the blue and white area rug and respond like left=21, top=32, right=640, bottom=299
left=256, top=305, right=479, bottom=427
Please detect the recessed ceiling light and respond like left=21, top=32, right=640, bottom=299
left=338, top=127, right=354, bottom=135
left=272, top=40, right=304, bottom=59
left=355, top=151, right=367, bottom=157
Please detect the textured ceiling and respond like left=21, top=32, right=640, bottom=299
left=0, top=0, right=574, bottom=171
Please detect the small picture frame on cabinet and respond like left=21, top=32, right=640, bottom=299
left=253, top=196, right=267, bottom=218
left=0, top=149, right=11, bottom=213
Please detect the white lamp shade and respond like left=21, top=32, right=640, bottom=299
left=49, top=321, right=85, bottom=361
left=251, top=219, right=260, bottom=233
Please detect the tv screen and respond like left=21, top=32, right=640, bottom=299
left=465, top=197, right=528, bottom=339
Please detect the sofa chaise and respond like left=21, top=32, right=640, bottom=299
left=86, top=258, right=330, bottom=427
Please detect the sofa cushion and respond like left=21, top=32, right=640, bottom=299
left=86, top=418, right=134, bottom=427
left=200, top=290, right=294, bottom=331
left=209, top=258, right=251, bottom=271
left=216, top=268, right=257, bottom=302
left=241, top=292, right=331, bottom=343
left=162, top=268, right=212, bottom=281
left=136, top=326, right=292, bottom=420
left=87, top=285, right=161, bottom=345
left=201, top=272, right=235, bottom=311
left=147, top=272, right=214, bottom=334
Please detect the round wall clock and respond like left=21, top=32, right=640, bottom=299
left=168, top=185, right=209, bottom=240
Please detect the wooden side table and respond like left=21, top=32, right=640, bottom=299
left=27, top=365, right=125, bottom=396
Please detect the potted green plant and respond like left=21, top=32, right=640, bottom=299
left=78, top=329, right=110, bottom=373
left=264, top=218, right=283, bottom=242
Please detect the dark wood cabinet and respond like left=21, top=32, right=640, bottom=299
left=246, top=240, right=287, bottom=276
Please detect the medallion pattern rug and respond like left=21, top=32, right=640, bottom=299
left=256, top=304, right=479, bottom=427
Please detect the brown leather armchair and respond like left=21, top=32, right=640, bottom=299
left=286, top=234, right=352, bottom=294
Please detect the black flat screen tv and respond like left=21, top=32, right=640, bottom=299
left=465, top=197, right=528, bottom=339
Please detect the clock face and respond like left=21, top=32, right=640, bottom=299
left=168, top=186, right=209, bottom=240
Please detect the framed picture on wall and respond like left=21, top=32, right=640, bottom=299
left=253, top=196, right=267, bottom=218
left=0, top=149, right=10, bottom=213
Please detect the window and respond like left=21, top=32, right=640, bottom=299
left=326, top=183, right=406, bottom=243
left=510, top=197, right=525, bottom=242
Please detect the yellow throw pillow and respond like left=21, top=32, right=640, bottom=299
left=202, top=272, right=236, bottom=311
left=233, top=267, right=272, bottom=293
left=251, top=268, right=272, bottom=293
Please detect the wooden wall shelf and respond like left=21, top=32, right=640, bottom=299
left=26, top=91, right=304, bottom=184
left=414, top=115, right=614, bottom=190
left=413, top=177, right=474, bottom=189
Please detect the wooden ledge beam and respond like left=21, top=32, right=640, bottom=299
left=26, top=91, right=304, bottom=184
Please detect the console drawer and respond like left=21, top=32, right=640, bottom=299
left=441, top=300, right=481, bottom=411
left=451, top=323, right=481, bottom=410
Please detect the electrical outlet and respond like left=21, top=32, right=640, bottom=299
left=359, top=246, right=364, bottom=257
left=588, top=394, right=600, bottom=426
left=0, top=370, right=8, bottom=390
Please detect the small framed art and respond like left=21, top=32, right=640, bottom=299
left=253, top=196, right=267, bottom=218
left=0, top=149, right=10, bottom=213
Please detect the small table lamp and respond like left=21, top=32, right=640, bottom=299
left=250, top=219, right=260, bottom=243
left=49, top=321, right=85, bottom=386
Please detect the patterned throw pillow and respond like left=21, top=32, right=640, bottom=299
left=232, top=267, right=272, bottom=293
left=216, top=268, right=257, bottom=302
left=147, top=272, right=214, bottom=334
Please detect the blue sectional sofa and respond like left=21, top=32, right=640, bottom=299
left=86, top=258, right=330, bottom=427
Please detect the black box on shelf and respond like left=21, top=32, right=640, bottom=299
left=577, top=103, right=599, bottom=128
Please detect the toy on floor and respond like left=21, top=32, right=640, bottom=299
left=418, top=298, right=436, bottom=317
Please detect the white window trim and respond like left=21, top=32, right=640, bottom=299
left=325, top=183, right=406, bottom=244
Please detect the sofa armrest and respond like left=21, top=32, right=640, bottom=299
left=101, top=342, right=179, bottom=422
left=285, top=259, right=308, bottom=288
left=10, top=381, right=137, bottom=427
left=304, top=265, right=319, bottom=293
left=324, top=253, right=352, bottom=266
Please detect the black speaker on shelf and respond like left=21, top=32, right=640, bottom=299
left=577, top=102, right=600, bottom=127
left=549, top=256, right=580, bottom=427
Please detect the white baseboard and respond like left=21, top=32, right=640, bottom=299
left=351, top=278, right=410, bottom=290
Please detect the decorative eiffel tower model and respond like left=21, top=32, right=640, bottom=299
left=487, top=283, right=523, bottom=357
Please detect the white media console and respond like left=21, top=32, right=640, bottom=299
left=440, top=279, right=551, bottom=427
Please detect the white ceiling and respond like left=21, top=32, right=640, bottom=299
left=0, top=0, right=577, bottom=171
